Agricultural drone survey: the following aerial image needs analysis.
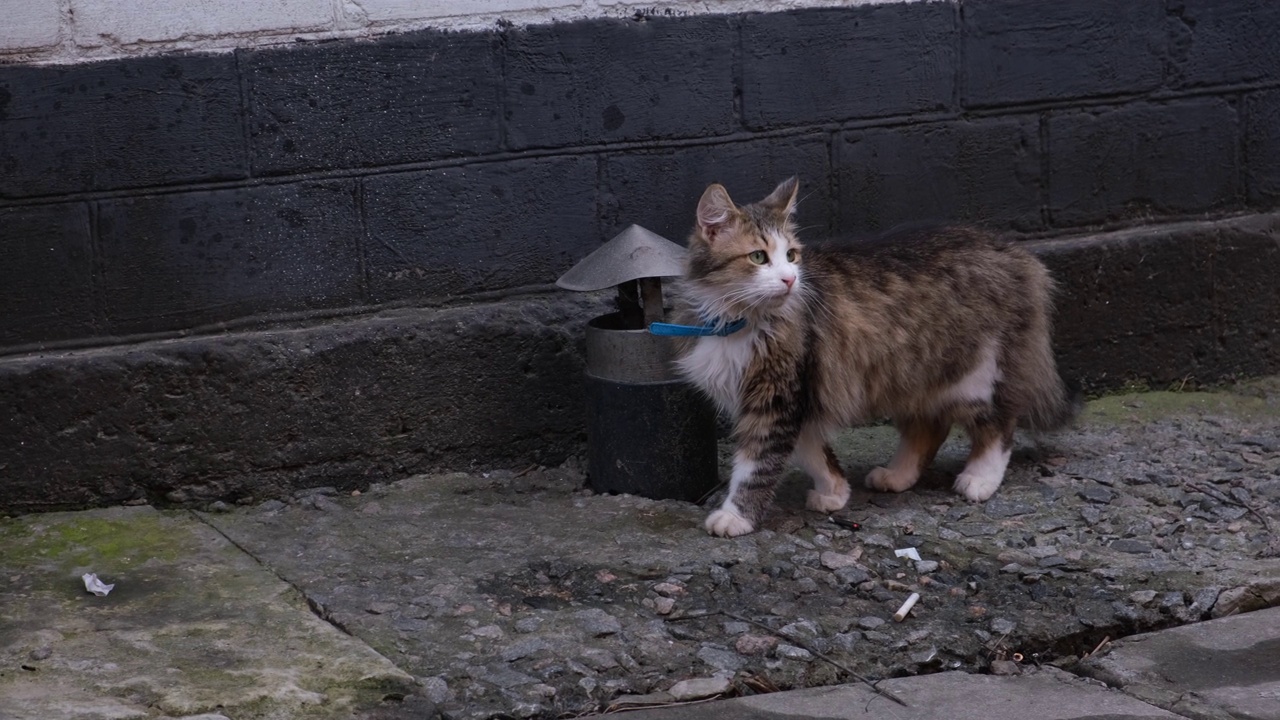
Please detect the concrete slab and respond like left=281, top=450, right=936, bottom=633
left=588, top=667, right=1188, bottom=719
left=1079, top=607, right=1280, bottom=720
left=0, top=506, right=415, bottom=720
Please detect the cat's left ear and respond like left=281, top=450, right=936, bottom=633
left=761, top=176, right=800, bottom=217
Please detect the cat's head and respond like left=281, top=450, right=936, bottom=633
left=685, top=177, right=804, bottom=321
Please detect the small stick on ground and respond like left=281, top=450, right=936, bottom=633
left=1187, top=482, right=1274, bottom=534
left=1083, top=635, right=1111, bottom=659
left=513, top=464, right=539, bottom=478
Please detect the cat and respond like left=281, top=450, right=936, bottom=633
left=670, top=177, right=1077, bottom=537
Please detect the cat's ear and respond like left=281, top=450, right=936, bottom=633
left=696, top=183, right=736, bottom=240
left=761, top=176, right=800, bottom=217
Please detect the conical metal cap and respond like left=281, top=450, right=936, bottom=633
left=556, top=224, right=687, bottom=292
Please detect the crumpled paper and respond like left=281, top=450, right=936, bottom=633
left=81, top=573, right=115, bottom=597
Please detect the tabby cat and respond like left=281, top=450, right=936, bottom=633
left=672, top=178, right=1076, bottom=537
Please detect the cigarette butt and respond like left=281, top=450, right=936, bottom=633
left=893, top=592, right=920, bottom=622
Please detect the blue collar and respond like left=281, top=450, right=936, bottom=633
left=648, top=317, right=747, bottom=337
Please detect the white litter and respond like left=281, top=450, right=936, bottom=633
left=894, top=547, right=922, bottom=562
left=893, top=592, right=921, bottom=622
left=81, top=573, right=115, bottom=597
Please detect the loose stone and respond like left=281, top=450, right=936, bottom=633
left=573, top=609, right=622, bottom=637
left=735, top=634, right=780, bottom=656
left=668, top=676, right=731, bottom=701
left=776, top=644, right=814, bottom=661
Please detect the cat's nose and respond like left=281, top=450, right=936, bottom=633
left=781, top=275, right=795, bottom=290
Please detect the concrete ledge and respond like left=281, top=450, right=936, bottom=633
left=0, top=294, right=608, bottom=513
left=1033, top=212, right=1280, bottom=392
left=1, top=214, right=1277, bottom=513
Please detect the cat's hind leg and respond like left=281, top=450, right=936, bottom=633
left=954, top=415, right=1016, bottom=501
left=793, top=424, right=850, bottom=512
left=865, top=417, right=950, bottom=493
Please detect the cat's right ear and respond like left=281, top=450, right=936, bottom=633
left=696, top=184, right=735, bottom=241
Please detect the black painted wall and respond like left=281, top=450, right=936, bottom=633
left=2, top=0, right=1280, bottom=354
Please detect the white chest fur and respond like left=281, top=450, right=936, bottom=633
left=675, top=330, right=759, bottom=417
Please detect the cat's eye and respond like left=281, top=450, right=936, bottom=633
left=786, top=249, right=799, bottom=263
left=748, top=250, right=768, bottom=265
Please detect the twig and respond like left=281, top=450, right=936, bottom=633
left=514, top=464, right=538, bottom=478
left=604, top=695, right=727, bottom=714
left=1083, top=635, right=1111, bottom=659
left=716, top=611, right=910, bottom=707
left=1187, top=482, right=1274, bottom=534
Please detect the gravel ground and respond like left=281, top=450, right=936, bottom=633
left=205, top=379, right=1280, bottom=720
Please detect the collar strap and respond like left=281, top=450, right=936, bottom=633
left=648, top=317, right=747, bottom=337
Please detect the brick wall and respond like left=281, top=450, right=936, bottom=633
left=2, top=0, right=1278, bottom=356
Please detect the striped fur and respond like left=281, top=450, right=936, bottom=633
left=674, top=178, right=1077, bottom=537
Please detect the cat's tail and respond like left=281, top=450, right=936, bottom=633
left=1023, top=373, right=1084, bottom=433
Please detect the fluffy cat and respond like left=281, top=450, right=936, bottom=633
left=672, top=178, right=1076, bottom=537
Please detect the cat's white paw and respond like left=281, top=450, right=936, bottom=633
left=954, top=471, right=1002, bottom=502
left=864, top=466, right=917, bottom=493
left=705, top=508, right=755, bottom=537
left=806, top=485, right=850, bottom=512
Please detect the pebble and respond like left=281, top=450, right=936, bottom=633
left=990, top=618, right=1017, bottom=635
left=1128, top=590, right=1158, bottom=606
left=835, top=567, right=871, bottom=585
left=857, top=616, right=886, bottom=630
left=696, top=646, right=744, bottom=672
left=781, top=620, right=820, bottom=640
left=653, top=582, right=684, bottom=597
left=28, top=646, right=52, bottom=661
left=652, top=597, right=676, bottom=615
left=776, top=644, right=814, bottom=661
left=471, top=625, right=505, bottom=639
left=668, top=677, right=731, bottom=701
left=1081, top=507, right=1104, bottom=525
left=573, top=609, right=622, bottom=637
left=723, top=621, right=750, bottom=635
left=514, top=617, right=544, bottom=634
left=502, top=637, right=551, bottom=662
left=735, top=634, right=780, bottom=656
left=820, top=551, right=861, bottom=570
left=1079, top=486, right=1115, bottom=504
left=990, top=659, right=1021, bottom=676
left=915, top=560, right=940, bottom=574
left=1110, top=539, right=1154, bottom=554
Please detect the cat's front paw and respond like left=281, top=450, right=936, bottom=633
left=954, top=471, right=1002, bottom=502
left=705, top=508, right=755, bottom=537
left=806, top=485, right=850, bottom=512
left=865, top=466, right=917, bottom=493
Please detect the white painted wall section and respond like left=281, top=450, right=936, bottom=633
left=70, top=0, right=334, bottom=47
left=1, top=0, right=918, bottom=64
left=1, top=0, right=64, bottom=51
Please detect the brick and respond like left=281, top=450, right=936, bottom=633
left=600, top=135, right=831, bottom=245
left=245, top=30, right=503, bottom=175
left=1246, top=90, right=1280, bottom=203
left=741, top=5, right=955, bottom=129
left=351, top=0, right=573, bottom=24
left=503, top=15, right=735, bottom=150
left=1, top=0, right=62, bottom=51
left=0, top=54, right=245, bottom=199
left=363, top=156, right=598, bottom=302
left=1169, top=0, right=1280, bottom=88
left=1048, top=99, right=1239, bottom=227
left=96, top=181, right=363, bottom=335
left=0, top=203, right=95, bottom=349
left=70, top=0, right=331, bottom=47
left=836, top=117, right=1042, bottom=234
left=963, top=0, right=1165, bottom=107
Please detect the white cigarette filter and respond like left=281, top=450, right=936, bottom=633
left=893, top=592, right=920, bottom=622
